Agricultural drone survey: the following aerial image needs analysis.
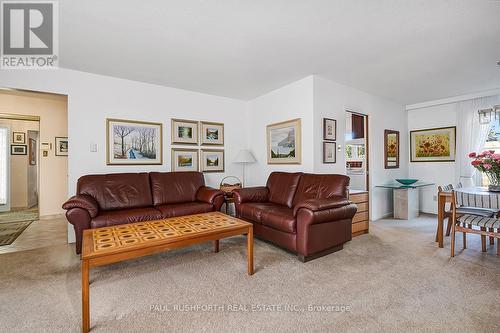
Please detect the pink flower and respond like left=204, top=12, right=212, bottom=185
left=471, top=160, right=482, bottom=166
left=492, top=154, right=500, bottom=160
left=469, top=152, right=477, bottom=158
left=482, top=150, right=493, bottom=156
left=484, top=163, right=493, bottom=170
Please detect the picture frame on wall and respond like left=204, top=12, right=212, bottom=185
left=13, top=132, right=25, bottom=144
left=11, top=145, right=27, bottom=155
left=55, top=137, right=68, bottom=156
left=323, top=118, right=336, bottom=141
left=384, top=130, right=399, bottom=169
left=171, top=148, right=199, bottom=172
left=410, top=126, right=456, bottom=162
left=323, top=142, right=336, bottom=163
left=171, top=119, right=199, bottom=145
left=29, top=138, right=37, bottom=165
left=200, top=149, right=224, bottom=172
left=106, top=118, right=163, bottom=165
left=200, top=121, right=224, bottom=146
left=266, top=118, right=301, bottom=164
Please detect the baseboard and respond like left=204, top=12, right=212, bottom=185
left=39, top=213, right=65, bottom=220
left=371, top=212, right=393, bottom=221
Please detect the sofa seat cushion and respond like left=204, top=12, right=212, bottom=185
left=156, top=202, right=213, bottom=219
left=238, top=203, right=281, bottom=223
left=261, top=206, right=296, bottom=233
left=91, top=207, right=162, bottom=228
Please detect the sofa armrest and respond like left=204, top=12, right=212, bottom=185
left=232, top=187, right=269, bottom=204
left=62, top=194, right=99, bottom=218
left=196, top=186, right=224, bottom=204
left=293, top=197, right=351, bottom=216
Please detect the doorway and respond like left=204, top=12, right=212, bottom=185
left=345, top=111, right=369, bottom=191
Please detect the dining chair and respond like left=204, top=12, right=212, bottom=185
left=450, top=190, right=500, bottom=257
left=436, top=184, right=454, bottom=240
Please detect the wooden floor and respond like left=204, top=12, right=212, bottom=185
left=0, top=215, right=67, bottom=254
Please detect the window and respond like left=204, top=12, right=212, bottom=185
left=480, top=119, right=500, bottom=185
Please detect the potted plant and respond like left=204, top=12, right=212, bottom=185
left=469, top=150, right=500, bottom=191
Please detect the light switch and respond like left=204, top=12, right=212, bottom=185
left=90, top=143, right=98, bottom=152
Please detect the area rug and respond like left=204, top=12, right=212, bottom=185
left=0, top=220, right=33, bottom=246
left=0, top=208, right=38, bottom=223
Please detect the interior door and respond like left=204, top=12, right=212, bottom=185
left=0, top=125, right=11, bottom=212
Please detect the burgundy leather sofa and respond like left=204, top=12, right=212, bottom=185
left=233, top=172, right=357, bottom=262
left=62, top=171, right=224, bottom=254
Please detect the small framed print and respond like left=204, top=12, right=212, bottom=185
left=323, top=142, right=336, bottom=163
left=171, top=148, right=199, bottom=172
left=323, top=118, right=336, bottom=141
left=200, top=149, right=224, bottom=173
left=29, top=138, right=37, bottom=165
left=13, top=132, right=25, bottom=144
left=200, top=121, right=224, bottom=145
left=11, top=145, right=27, bottom=155
left=171, top=119, right=199, bottom=145
left=55, top=137, right=68, bottom=156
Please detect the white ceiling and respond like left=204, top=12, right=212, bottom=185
left=60, top=0, right=500, bottom=104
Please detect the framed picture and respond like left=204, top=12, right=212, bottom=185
left=29, top=138, right=37, bottom=165
left=200, top=149, right=224, bottom=172
left=11, top=145, right=27, bottom=155
left=384, top=130, right=399, bottom=169
left=106, top=118, right=163, bottom=165
left=55, top=137, right=68, bottom=156
left=410, top=126, right=456, bottom=162
left=171, top=148, right=199, bottom=172
left=323, top=142, right=336, bottom=163
left=323, top=118, right=336, bottom=141
left=171, top=119, right=198, bottom=145
left=200, top=121, right=224, bottom=145
left=13, top=132, right=25, bottom=144
left=266, top=118, right=301, bottom=164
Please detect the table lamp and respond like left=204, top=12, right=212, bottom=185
left=233, top=149, right=256, bottom=187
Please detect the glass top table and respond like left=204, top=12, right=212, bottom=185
left=375, top=182, right=435, bottom=189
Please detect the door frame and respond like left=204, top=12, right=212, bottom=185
left=0, top=125, right=11, bottom=212
left=345, top=110, right=369, bottom=191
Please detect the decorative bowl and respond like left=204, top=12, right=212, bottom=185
left=395, top=179, right=419, bottom=185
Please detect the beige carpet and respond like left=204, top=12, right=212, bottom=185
left=0, top=214, right=499, bottom=332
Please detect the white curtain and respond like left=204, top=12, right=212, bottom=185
left=455, top=95, right=500, bottom=187
left=0, top=127, right=7, bottom=205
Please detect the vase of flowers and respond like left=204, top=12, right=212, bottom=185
left=469, top=150, right=500, bottom=191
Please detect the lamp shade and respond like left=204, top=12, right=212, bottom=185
left=234, top=149, right=256, bottom=163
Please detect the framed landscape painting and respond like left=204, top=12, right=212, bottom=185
left=200, top=121, right=224, bottom=145
left=410, top=126, right=456, bottom=162
left=171, top=148, right=198, bottom=172
left=171, top=119, right=198, bottom=145
left=384, top=130, right=399, bottom=168
left=266, top=118, right=301, bottom=164
left=55, top=137, right=68, bottom=156
left=107, top=118, right=163, bottom=165
left=200, top=149, right=224, bottom=172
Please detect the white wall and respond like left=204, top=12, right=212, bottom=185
left=313, top=76, right=408, bottom=220
left=407, top=103, right=457, bottom=214
left=245, top=76, right=315, bottom=186
left=0, top=69, right=247, bottom=242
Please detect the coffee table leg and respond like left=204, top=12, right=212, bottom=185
left=247, top=227, right=254, bottom=275
left=82, top=259, right=90, bottom=333
left=214, top=239, right=219, bottom=253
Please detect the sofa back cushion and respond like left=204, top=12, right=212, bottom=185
left=266, top=172, right=302, bottom=208
left=77, top=173, right=153, bottom=211
left=292, top=173, right=350, bottom=206
left=150, top=171, right=205, bottom=206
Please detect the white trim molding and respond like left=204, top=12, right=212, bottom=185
left=406, top=88, right=500, bottom=111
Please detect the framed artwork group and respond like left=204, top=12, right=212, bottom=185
left=106, top=118, right=225, bottom=172
left=322, top=118, right=337, bottom=164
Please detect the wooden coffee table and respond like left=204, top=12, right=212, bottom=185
left=81, top=212, right=253, bottom=333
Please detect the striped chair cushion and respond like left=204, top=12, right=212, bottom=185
left=457, top=214, right=500, bottom=228
left=455, top=191, right=500, bottom=209
left=441, top=184, right=454, bottom=192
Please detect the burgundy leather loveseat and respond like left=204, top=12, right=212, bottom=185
left=62, top=171, right=224, bottom=254
left=233, top=172, right=357, bottom=261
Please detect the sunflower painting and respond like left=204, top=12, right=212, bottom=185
left=410, top=126, right=456, bottom=162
